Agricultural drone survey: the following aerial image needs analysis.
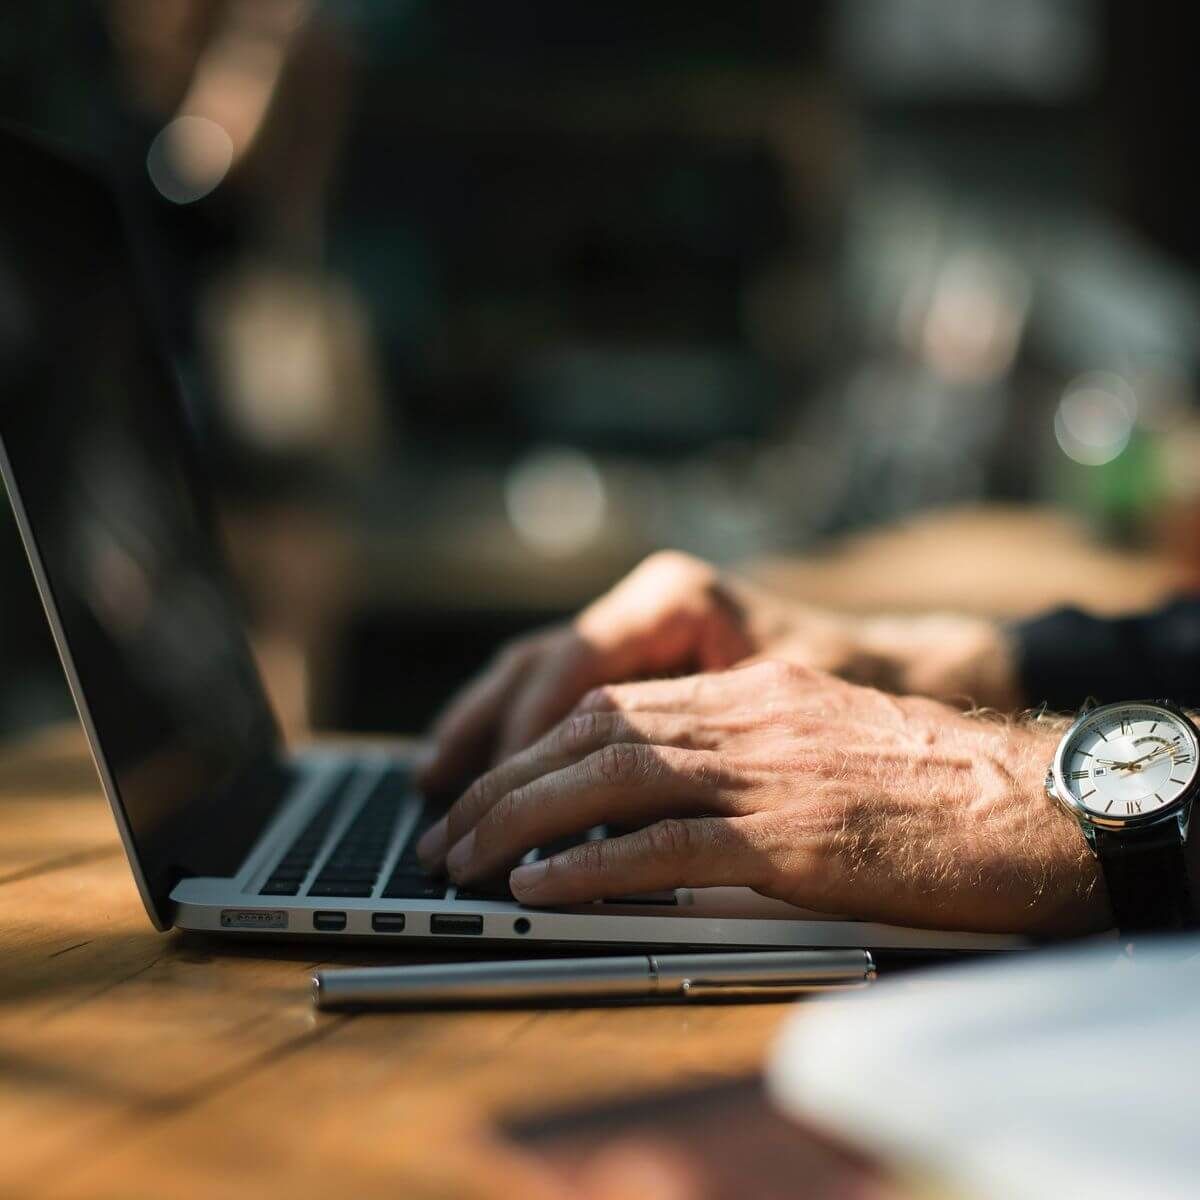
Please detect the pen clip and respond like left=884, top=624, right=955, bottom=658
left=678, top=976, right=872, bottom=998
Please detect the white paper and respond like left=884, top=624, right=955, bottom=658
left=768, top=938, right=1200, bottom=1200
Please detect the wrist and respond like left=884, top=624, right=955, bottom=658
left=1006, top=719, right=1112, bottom=935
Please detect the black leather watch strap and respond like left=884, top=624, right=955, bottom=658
left=1094, top=824, right=1197, bottom=934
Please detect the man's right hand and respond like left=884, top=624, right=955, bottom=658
left=416, top=550, right=1023, bottom=794
left=418, top=661, right=1100, bottom=935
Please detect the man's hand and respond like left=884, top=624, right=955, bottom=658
left=417, top=550, right=1023, bottom=792
left=418, top=662, right=1106, bottom=936
left=418, top=551, right=854, bottom=790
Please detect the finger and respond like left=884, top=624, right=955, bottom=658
left=419, top=710, right=724, bottom=869
left=491, top=555, right=744, bottom=761
left=417, top=637, right=542, bottom=792
left=493, top=635, right=600, bottom=762
left=508, top=816, right=763, bottom=905
left=575, top=660, right=819, bottom=719
left=573, top=674, right=734, bottom=719
left=445, top=744, right=736, bottom=884
left=574, top=550, right=729, bottom=668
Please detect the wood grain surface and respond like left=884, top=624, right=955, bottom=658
left=0, top=726, right=825, bottom=1200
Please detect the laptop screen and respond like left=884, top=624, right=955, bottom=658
left=0, top=130, right=284, bottom=928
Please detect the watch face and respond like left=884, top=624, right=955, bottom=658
left=1056, top=703, right=1200, bottom=823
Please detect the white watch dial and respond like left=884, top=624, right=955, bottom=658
left=1058, top=704, right=1199, bottom=820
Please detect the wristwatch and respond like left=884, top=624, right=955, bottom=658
left=1046, top=699, right=1200, bottom=935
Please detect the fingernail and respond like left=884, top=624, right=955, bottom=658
left=416, top=816, right=448, bottom=865
left=446, top=830, right=476, bottom=879
left=510, top=858, right=549, bottom=896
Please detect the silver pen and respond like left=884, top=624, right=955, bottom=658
left=312, top=949, right=875, bottom=1009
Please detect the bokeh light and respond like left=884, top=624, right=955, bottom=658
left=505, top=447, right=607, bottom=557
left=1054, top=371, right=1137, bottom=466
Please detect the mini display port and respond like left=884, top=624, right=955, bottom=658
left=313, top=911, right=347, bottom=932
left=371, top=913, right=406, bottom=933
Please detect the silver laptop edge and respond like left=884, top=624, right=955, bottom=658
left=1, top=434, right=166, bottom=929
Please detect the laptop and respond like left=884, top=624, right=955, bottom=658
left=0, top=128, right=1020, bottom=953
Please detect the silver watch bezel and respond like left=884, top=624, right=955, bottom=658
left=1047, top=699, right=1200, bottom=840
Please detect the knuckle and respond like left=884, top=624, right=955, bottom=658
left=691, top=750, right=730, bottom=792
left=645, top=817, right=701, bottom=861
left=639, top=549, right=712, bottom=590
left=752, top=659, right=811, bottom=685
left=564, top=837, right=608, bottom=875
left=748, top=659, right=787, bottom=681
left=488, top=787, right=520, bottom=829
left=449, top=778, right=491, bottom=834
left=575, top=686, right=616, bottom=715
left=590, top=741, right=646, bottom=786
left=451, top=785, right=479, bottom=827
left=463, top=768, right=495, bottom=806
left=557, top=711, right=606, bottom=754
left=444, top=799, right=473, bottom=844
left=642, top=548, right=697, bottom=574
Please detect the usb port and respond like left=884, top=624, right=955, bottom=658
left=371, top=913, right=406, bottom=933
left=430, top=913, right=483, bottom=936
left=313, top=911, right=347, bottom=932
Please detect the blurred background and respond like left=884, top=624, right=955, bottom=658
left=3, top=0, right=1200, bottom=740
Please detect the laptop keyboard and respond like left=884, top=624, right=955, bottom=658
left=259, top=771, right=357, bottom=896
left=259, top=764, right=677, bottom=905
left=381, top=809, right=448, bottom=900
left=308, top=768, right=411, bottom=897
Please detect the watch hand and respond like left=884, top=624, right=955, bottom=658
left=1142, top=749, right=1174, bottom=766
left=1121, top=749, right=1176, bottom=772
left=1097, top=747, right=1176, bottom=772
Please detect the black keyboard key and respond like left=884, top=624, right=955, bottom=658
left=308, top=881, right=373, bottom=898
left=453, top=878, right=516, bottom=902
left=310, top=771, right=405, bottom=895
left=534, top=827, right=607, bottom=861
left=375, top=763, right=412, bottom=794
left=324, top=863, right=384, bottom=877
left=261, top=768, right=357, bottom=895
left=259, top=769, right=378, bottom=898
left=382, top=874, right=446, bottom=900
left=395, top=840, right=425, bottom=864
left=534, top=837, right=582, bottom=861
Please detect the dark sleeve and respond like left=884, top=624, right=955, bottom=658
left=1013, top=597, right=1200, bottom=712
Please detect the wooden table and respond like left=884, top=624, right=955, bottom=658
left=0, top=726, right=811, bottom=1200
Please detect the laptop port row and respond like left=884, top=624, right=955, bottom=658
left=311, top=911, right=486, bottom=935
